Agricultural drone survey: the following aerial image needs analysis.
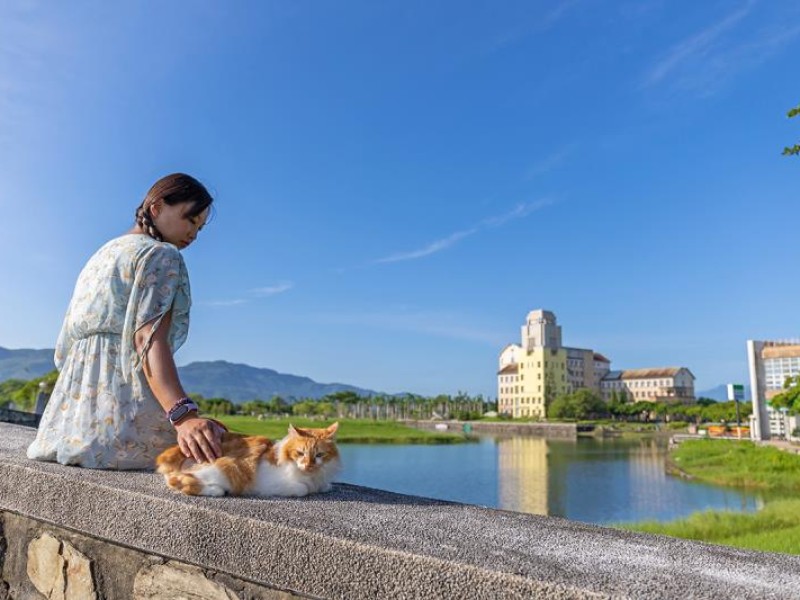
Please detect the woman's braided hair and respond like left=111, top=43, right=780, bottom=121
left=135, top=173, right=214, bottom=241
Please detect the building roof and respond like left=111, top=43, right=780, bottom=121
left=603, top=370, right=623, bottom=381
left=593, top=353, right=611, bottom=363
left=762, top=345, right=800, bottom=359
left=619, top=367, right=693, bottom=380
left=497, top=363, right=519, bottom=375
left=498, top=343, right=522, bottom=358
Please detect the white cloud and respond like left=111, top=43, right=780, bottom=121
left=524, top=146, right=574, bottom=179
left=317, top=310, right=507, bottom=346
left=251, top=282, right=294, bottom=296
left=371, top=198, right=553, bottom=266
left=204, top=299, right=248, bottom=308
left=482, top=198, right=555, bottom=228
left=639, top=1, right=800, bottom=96
left=373, top=229, right=478, bottom=264
left=643, top=2, right=754, bottom=88
left=205, top=281, right=294, bottom=307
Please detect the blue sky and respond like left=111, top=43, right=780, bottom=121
left=1, top=1, right=798, bottom=398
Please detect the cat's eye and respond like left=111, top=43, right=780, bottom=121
left=315, top=452, right=325, bottom=458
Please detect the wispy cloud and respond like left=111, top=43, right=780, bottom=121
left=485, top=1, right=581, bottom=53
left=524, top=145, right=575, bottom=179
left=204, top=281, right=294, bottom=307
left=643, top=3, right=754, bottom=87
left=0, top=5, right=72, bottom=138
left=204, top=299, right=248, bottom=308
left=481, top=198, right=555, bottom=228
left=641, top=2, right=800, bottom=95
left=371, top=198, right=554, bottom=265
left=251, top=282, right=294, bottom=296
left=373, top=229, right=478, bottom=264
left=316, top=310, right=507, bottom=346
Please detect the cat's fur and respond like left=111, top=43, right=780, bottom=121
left=156, top=422, right=340, bottom=497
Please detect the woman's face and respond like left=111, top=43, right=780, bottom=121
left=151, top=201, right=209, bottom=250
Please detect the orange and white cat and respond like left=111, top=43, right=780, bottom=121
left=156, top=423, right=340, bottom=497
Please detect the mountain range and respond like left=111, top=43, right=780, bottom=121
left=2, top=345, right=750, bottom=403
left=0, top=347, right=379, bottom=402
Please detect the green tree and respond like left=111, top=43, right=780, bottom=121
left=771, top=375, right=800, bottom=413
left=0, top=379, right=27, bottom=408
left=784, top=104, right=800, bottom=156
left=5, top=370, right=59, bottom=411
left=292, top=401, right=317, bottom=417
left=548, top=389, right=606, bottom=420
left=316, top=402, right=336, bottom=419
left=241, top=400, right=269, bottom=416
left=268, top=395, right=289, bottom=414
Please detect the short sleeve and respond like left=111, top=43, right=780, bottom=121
left=120, top=243, right=191, bottom=382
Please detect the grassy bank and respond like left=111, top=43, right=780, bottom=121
left=669, top=439, right=800, bottom=492
left=622, top=499, right=800, bottom=555
left=622, top=439, right=800, bottom=555
left=216, top=416, right=468, bottom=444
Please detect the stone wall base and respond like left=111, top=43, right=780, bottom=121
left=0, top=511, right=302, bottom=600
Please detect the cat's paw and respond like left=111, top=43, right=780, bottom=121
left=320, top=483, right=333, bottom=493
left=200, top=484, right=227, bottom=497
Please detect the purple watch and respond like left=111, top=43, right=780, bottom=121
left=167, top=398, right=199, bottom=426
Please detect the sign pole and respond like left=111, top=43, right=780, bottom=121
left=727, top=384, right=745, bottom=440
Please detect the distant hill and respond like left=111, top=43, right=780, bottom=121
left=0, top=347, right=55, bottom=382
left=0, top=348, right=381, bottom=403
left=697, top=384, right=752, bottom=402
left=177, top=360, right=380, bottom=402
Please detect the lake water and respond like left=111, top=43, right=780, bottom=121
left=337, top=435, right=765, bottom=525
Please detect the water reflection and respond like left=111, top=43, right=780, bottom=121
left=338, top=435, right=766, bottom=525
left=497, top=437, right=548, bottom=515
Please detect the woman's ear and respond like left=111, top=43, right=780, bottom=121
left=149, top=199, right=163, bottom=219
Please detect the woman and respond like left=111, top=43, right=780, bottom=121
left=27, top=173, right=224, bottom=469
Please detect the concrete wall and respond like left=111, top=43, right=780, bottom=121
left=1, top=511, right=298, bottom=599
left=0, top=409, right=40, bottom=428
left=403, top=419, right=578, bottom=438
left=2, top=422, right=800, bottom=599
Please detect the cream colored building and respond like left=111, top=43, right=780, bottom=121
left=497, top=310, right=571, bottom=418
left=600, top=368, right=695, bottom=403
left=567, top=348, right=610, bottom=391
left=498, top=309, right=696, bottom=417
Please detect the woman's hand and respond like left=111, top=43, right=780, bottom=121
left=174, top=416, right=224, bottom=463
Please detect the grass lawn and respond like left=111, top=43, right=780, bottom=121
left=215, top=416, right=468, bottom=444
left=669, top=439, right=800, bottom=492
left=621, top=499, right=800, bottom=555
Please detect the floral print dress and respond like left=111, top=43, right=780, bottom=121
left=27, top=234, right=191, bottom=469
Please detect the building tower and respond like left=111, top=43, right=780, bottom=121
left=521, top=310, right=562, bottom=351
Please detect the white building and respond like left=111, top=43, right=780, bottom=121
left=600, top=368, right=695, bottom=403
left=747, top=339, right=800, bottom=440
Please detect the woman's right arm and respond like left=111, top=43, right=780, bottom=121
left=135, top=310, right=222, bottom=463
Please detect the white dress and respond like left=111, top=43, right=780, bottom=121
left=27, top=234, right=191, bottom=469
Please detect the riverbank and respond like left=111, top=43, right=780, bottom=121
left=623, top=438, right=800, bottom=555
left=667, top=438, right=800, bottom=491
left=622, top=499, right=800, bottom=555
left=216, top=416, right=469, bottom=444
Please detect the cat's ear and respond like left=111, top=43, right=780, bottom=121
left=324, top=422, right=339, bottom=439
left=289, top=424, right=311, bottom=438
